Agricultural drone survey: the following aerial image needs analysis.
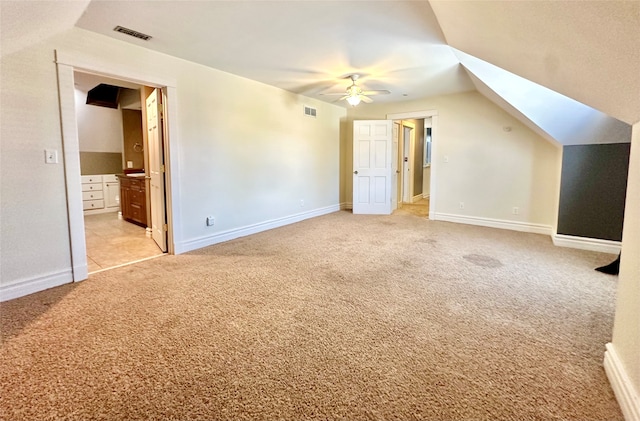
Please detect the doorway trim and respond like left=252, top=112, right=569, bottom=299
left=387, top=110, right=438, bottom=219
left=55, top=50, right=180, bottom=282
left=399, top=120, right=416, bottom=204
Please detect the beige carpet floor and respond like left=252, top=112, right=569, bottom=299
left=0, top=210, right=622, bottom=420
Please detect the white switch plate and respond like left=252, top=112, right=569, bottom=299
left=44, top=149, right=58, bottom=164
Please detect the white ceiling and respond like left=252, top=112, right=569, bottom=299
left=74, top=1, right=476, bottom=104
left=2, top=1, right=638, bottom=134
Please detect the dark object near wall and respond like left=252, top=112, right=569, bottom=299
left=86, top=84, right=121, bottom=109
left=557, top=143, right=630, bottom=241
left=595, top=254, right=620, bottom=275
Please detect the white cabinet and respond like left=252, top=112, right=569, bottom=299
left=82, top=174, right=120, bottom=214
left=103, top=174, right=120, bottom=209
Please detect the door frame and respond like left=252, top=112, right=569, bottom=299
left=387, top=110, right=438, bottom=218
left=55, top=50, right=180, bottom=282
left=392, top=121, right=400, bottom=211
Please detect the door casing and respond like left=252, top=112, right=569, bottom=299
left=55, top=50, right=179, bottom=282
left=387, top=110, right=439, bottom=219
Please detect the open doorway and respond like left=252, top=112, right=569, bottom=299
left=388, top=111, right=438, bottom=219
left=70, top=70, right=170, bottom=274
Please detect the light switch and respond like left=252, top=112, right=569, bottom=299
left=45, top=149, right=58, bottom=164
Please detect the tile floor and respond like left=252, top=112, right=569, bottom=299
left=84, top=212, right=164, bottom=273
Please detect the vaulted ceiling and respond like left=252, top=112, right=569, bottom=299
left=2, top=1, right=639, bottom=142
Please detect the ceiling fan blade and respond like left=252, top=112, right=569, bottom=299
left=320, top=92, right=349, bottom=96
left=362, top=90, right=391, bottom=96
left=360, top=95, right=373, bottom=103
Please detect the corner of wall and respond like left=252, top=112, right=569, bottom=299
left=604, top=343, right=640, bottom=421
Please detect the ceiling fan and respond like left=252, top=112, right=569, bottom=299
left=321, top=74, right=390, bottom=106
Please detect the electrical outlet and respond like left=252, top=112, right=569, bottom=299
left=512, top=207, right=519, bottom=215
left=300, top=199, right=304, bottom=207
left=206, top=216, right=215, bottom=226
left=444, top=155, right=450, bottom=163
left=459, top=202, right=465, bottom=209
left=44, top=149, right=58, bottom=164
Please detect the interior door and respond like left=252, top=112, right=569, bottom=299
left=146, top=88, right=167, bottom=252
left=352, top=120, right=393, bottom=215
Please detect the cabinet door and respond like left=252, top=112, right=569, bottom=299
left=120, top=186, right=131, bottom=220
left=104, top=182, right=120, bottom=208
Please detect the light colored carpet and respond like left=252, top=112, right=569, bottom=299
left=0, top=211, right=622, bottom=420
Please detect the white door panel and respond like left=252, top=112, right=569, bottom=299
left=353, top=120, right=392, bottom=215
left=146, top=88, right=167, bottom=252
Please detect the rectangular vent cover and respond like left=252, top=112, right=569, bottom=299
left=114, top=26, right=152, bottom=41
left=304, top=106, right=317, bottom=118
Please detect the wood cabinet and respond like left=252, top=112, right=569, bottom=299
left=118, top=175, right=147, bottom=227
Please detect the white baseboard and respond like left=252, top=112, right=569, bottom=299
left=175, top=204, right=341, bottom=254
left=431, top=212, right=553, bottom=235
left=553, top=234, right=621, bottom=254
left=0, top=269, right=73, bottom=302
left=604, top=343, right=640, bottom=421
left=412, top=194, right=423, bottom=203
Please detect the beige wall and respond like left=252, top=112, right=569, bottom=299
left=611, top=121, right=640, bottom=395
left=121, top=109, right=144, bottom=170
left=74, top=87, right=123, bottom=153
left=344, top=92, right=561, bottom=229
left=0, top=27, right=345, bottom=292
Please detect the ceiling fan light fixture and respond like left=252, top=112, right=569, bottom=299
left=346, top=95, right=361, bottom=106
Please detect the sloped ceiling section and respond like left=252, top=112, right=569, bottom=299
left=464, top=71, right=559, bottom=147
left=456, top=49, right=632, bottom=146
left=429, top=1, right=640, bottom=125
left=0, top=0, right=91, bottom=57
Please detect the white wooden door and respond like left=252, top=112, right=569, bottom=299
left=146, top=88, right=167, bottom=252
left=352, top=120, right=393, bottom=215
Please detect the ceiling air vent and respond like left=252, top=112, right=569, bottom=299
left=304, top=106, right=317, bottom=118
left=113, top=26, right=152, bottom=41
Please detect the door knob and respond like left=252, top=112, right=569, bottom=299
left=353, top=170, right=358, bottom=175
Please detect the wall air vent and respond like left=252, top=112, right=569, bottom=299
left=304, top=106, right=317, bottom=118
left=113, top=26, right=152, bottom=41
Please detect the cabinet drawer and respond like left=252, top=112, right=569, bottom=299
left=130, top=204, right=143, bottom=222
left=82, top=191, right=104, bottom=201
left=103, top=174, right=119, bottom=183
left=81, top=175, right=103, bottom=184
left=83, top=199, right=105, bottom=210
left=129, top=189, right=144, bottom=204
left=82, top=183, right=103, bottom=192
left=129, top=178, right=143, bottom=190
